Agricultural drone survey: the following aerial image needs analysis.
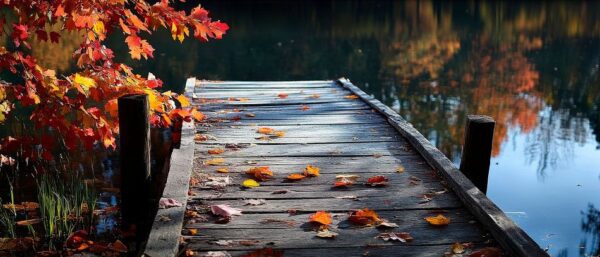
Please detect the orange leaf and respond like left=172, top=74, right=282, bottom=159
left=309, top=211, right=332, bottom=227
left=191, top=109, right=205, bottom=121
left=188, top=229, right=198, bottom=235
left=424, top=214, right=450, bottom=226
left=177, top=95, right=191, bottom=107
left=287, top=173, right=306, bottom=181
left=205, top=158, right=225, bottom=165
left=278, top=93, right=288, bottom=99
left=257, top=127, right=274, bottom=134
left=246, top=166, right=274, bottom=181
left=344, top=94, right=359, bottom=99
left=348, top=208, right=381, bottom=226
left=216, top=168, right=229, bottom=173
left=366, top=175, right=389, bottom=187
left=301, top=105, right=310, bottom=111
left=272, top=131, right=285, bottom=137
left=208, top=148, right=225, bottom=155
left=304, top=165, right=320, bottom=177
left=332, top=181, right=353, bottom=188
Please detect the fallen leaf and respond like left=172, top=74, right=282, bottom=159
left=309, top=94, right=320, bottom=98
left=194, top=134, right=208, bottom=141
left=377, top=220, right=399, bottom=228
left=333, top=180, right=354, bottom=188
left=246, top=166, right=274, bottom=181
left=344, top=94, right=359, bottom=99
left=257, top=127, right=274, bottom=134
left=273, top=131, right=286, bottom=137
left=469, top=247, right=503, bottom=257
left=287, top=173, right=306, bottom=181
left=205, top=176, right=231, bottom=188
left=159, top=198, right=183, bottom=209
left=278, top=93, right=288, bottom=99
left=211, top=205, right=242, bottom=217
left=396, top=165, right=406, bottom=173
left=301, top=105, right=310, bottom=111
left=214, top=240, right=233, bottom=246
left=216, top=168, right=229, bottom=173
left=310, top=211, right=332, bottom=227
left=451, top=242, right=465, bottom=254
left=304, top=165, right=320, bottom=177
left=245, top=113, right=255, bottom=117
left=185, top=249, right=196, bottom=257
left=348, top=208, right=381, bottom=226
left=366, top=175, right=389, bottom=187
left=335, top=195, right=359, bottom=200
left=424, top=214, right=450, bottom=226
left=205, top=158, right=225, bottom=166
left=316, top=229, right=338, bottom=238
left=158, top=215, right=172, bottom=222
left=377, top=232, right=413, bottom=242
left=242, top=179, right=260, bottom=188
left=110, top=240, right=128, bottom=253
left=244, top=199, right=266, bottom=206
left=208, top=148, right=225, bottom=155
left=16, top=218, right=41, bottom=226
left=335, top=175, right=360, bottom=181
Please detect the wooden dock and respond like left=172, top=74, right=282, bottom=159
left=169, top=79, right=546, bottom=257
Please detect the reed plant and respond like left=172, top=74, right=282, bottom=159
left=0, top=179, right=17, bottom=238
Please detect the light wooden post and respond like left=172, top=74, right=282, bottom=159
left=460, top=115, right=495, bottom=194
left=118, top=94, right=151, bottom=226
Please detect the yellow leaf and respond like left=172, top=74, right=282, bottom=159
left=273, top=131, right=285, bottom=137
left=177, top=95, right=191, bottom=107
left=205, top=158, right=225, bottom=166
left=242, top=179, right=260, bottom=188
left=188, top=229, right=198, bottom=235
left=396, top=165, right=405, bottom=173
left=73, top=73, right=96, bottom=90
left=424, top=214, right=450, bottom=226
left=257, top=127, right=274, bottom=134
left=344, top=94, right=359, bottom=99
left=304, top=165, right=320, bottom=177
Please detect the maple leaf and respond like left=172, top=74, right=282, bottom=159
left=366, top=175, right=389, bottom=187
left=246, top=166, right=274, bottom=181
left=304, top=165, right=320, bottom=177
left=257, top=127, right=274, bottom=134
left=309, top=211, right=332, bottom=227
left=424, top=214, right=450, bottom=226
left=208, top=148, right=225, bottom=155
left=348, top=208, right=381, bottom=226
left=11, top=24, right=28, bottom=47
left=287, top=173, right=306, bottom=181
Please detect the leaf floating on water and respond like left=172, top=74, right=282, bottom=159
left=316, top=229, right=338, bottom=239
left=468, top=247, right=503, bottom=257
left=396, top=165, right=406, bottom=173
left=309, top=211, right=332, bottom=228
left=424, top=214, right=450, bottom=226
left=303, top=165, right=320, bottom=177
left=242, top=179, right=260, bottom=188
left=377, top=232, right=413, bottom=242
left=159, top=198, right=183, bottom=209
left=208, top=148, right=225, bottom=155
left=348, top=208, right=381, bottom=226
left=216, top=167, right=229, bottom=173
left=211, top=204, right=242, bottom=217
left=366, top=175, right=389, bottom=187
left=287, top=173, right=306, bottom=181
left=205, top=158, right=225, bottom=166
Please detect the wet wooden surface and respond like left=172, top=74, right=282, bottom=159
left=183, top=81, right=500, bottom=256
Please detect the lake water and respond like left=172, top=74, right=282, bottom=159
left=25, top=1, right=600, bottom=256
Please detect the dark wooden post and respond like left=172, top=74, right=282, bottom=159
left=460, top=115, right=495, bottom=194
left=118, top=94, right=151, bottom=227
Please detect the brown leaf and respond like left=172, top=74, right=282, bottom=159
left=16, top=218, right=41, bottom=226
left=316, top=229, right=338, bottom=238
left=348, top=208, right=381, bottom=226
left=208, top=148, right=225, bottom=155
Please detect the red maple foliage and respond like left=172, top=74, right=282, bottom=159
left=0, top=0, right=228, bottom=162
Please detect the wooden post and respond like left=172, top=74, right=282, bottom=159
left=118, top=94, right=151, bottom=226
left=460, top=115, right=495, bottom=194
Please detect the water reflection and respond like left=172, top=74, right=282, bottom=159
left=9, top=0, right=600, bottom=255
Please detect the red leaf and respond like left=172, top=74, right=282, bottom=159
left=49, top=32, right=60, bottom=43
left=11, top=24, right=28, bottom=47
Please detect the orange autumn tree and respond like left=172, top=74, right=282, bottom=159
left=0, top=0, right=228, bottom=162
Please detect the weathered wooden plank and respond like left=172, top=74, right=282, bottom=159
left=196, top=101, right=370, bottom=112
left=195, top=142, right=412, bottom=157
left=195, top=135, right=400, bottom=144
left=191, top=244, right=492, bottom=257
left=337, top=78, right=546, bottom=256
left=196, top=87, right=346, bottom=95
left=184, top=223, right=488, bottom=250
left=197, top=123, right=396, bottom=133
left=193, top=155, right=424, bottom=168
left=184, top=210, right=475, bottom=230
left=203, top=113, right=387, bottom=124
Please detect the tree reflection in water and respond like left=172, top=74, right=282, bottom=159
left=581, top=204, right=600, bottom=256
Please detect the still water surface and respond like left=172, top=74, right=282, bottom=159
left=29, top=1, right=600, bottom=256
